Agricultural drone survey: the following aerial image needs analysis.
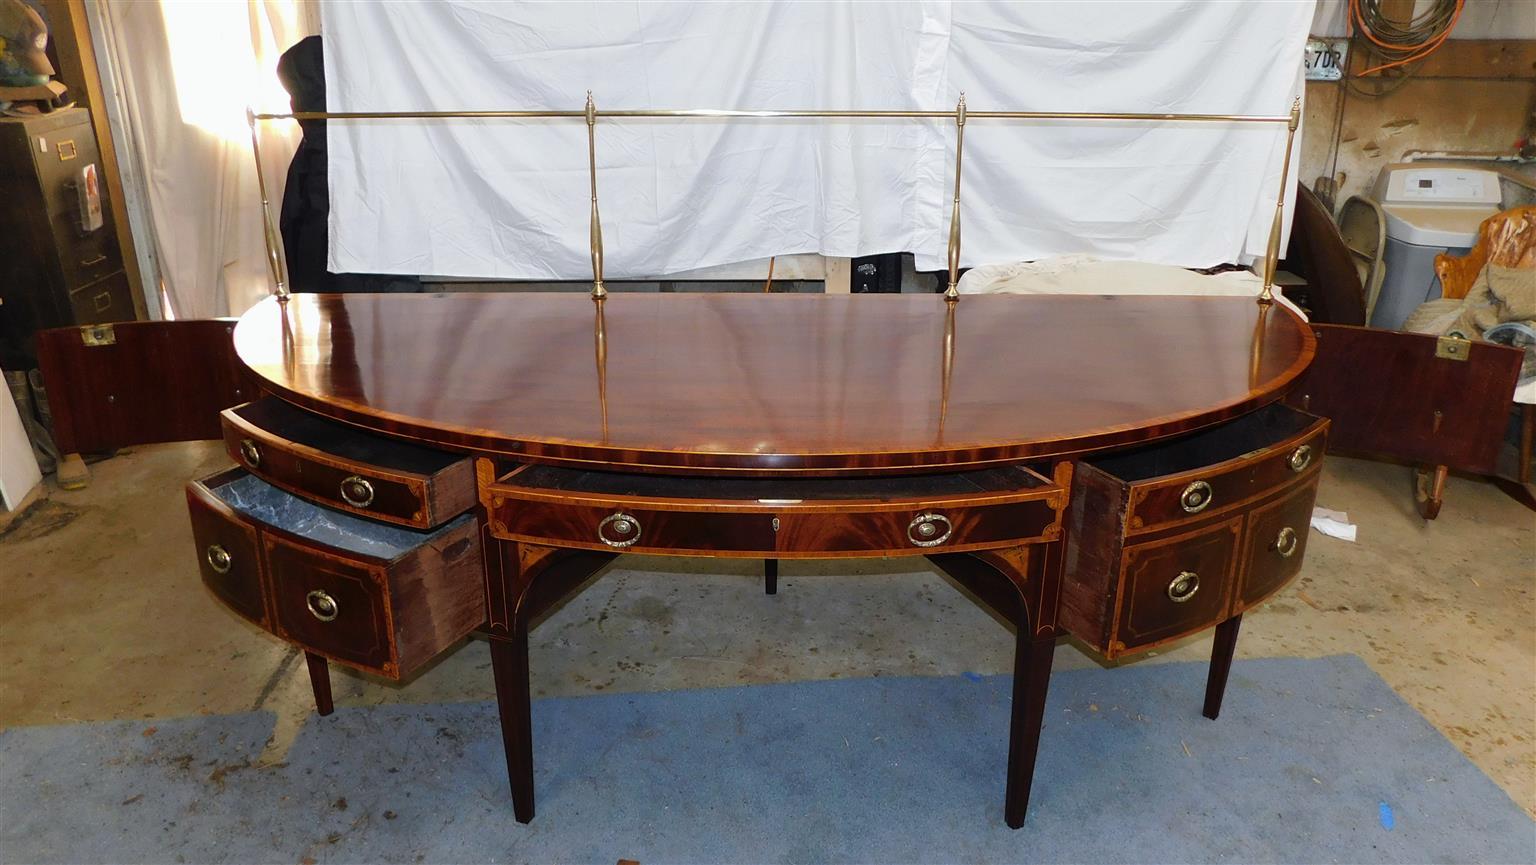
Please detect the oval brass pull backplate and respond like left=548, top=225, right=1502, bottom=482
left=1276, top=526, right=1298, bottom=558
left=306, top=590, right=339, bottom=622
left=1180, top=480, right=1213, bottom=514
left=206, top=544, right=232, bottom=574
left=906, top=512, right=954, bottom=547
left=1167, top=570, right=1200, bottom=603
left=340, top=475, right=375, bottom=508
left=598, top=512, right=641, bottom=548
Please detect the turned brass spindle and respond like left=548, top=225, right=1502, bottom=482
left=586, top=92, right=607, bottom=300
left=944, top=94, right=967, bottom=303
left=1258, top=97, right=1302, bottom=306
left=247, top=107, right=289, bottom=301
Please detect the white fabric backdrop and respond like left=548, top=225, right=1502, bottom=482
left=95, top=0, right=316, bottom=319
left=323, top=1, right=1311, bottom=280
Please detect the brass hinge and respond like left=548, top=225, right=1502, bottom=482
left=79, top=323, right=115, bottom=346
left=1435, top=335, right=1470, bottom=361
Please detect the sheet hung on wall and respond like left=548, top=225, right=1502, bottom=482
left=321, top=1, right=1310, bottom=280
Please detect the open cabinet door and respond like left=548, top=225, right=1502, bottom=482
left=1283, top=324, right=1522, bottom=515
left=36, top=320, right=260, bottom=454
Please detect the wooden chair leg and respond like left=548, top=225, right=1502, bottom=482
left=304, top=651, right=333, bottom=716
left=1203, top=614, right=1242, bottom=720
left=490, top=633, right=535, bottom=823
left=1004, top=632, right=1056, bottom=829
left=1415, top=465, right=1447, bottom=520
left=764, top=559, right=778, bottom=595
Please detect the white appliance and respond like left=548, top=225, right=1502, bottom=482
left=1368, top=164, right=1502, bottom=329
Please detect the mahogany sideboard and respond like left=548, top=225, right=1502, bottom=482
left=35, top=291, right=1523, bottom=829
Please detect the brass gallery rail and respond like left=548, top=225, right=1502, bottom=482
left=246, top=96, right=1302, bottom=307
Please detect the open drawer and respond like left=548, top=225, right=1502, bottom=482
left=186, top=468, right=485, bottom=679
left=1061, top=403, right=1327, bottom=658
left=486, top=464, right=1065, bottom=558
left=221, top=397, right=476, bottom=530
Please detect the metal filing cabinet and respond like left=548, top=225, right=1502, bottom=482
left=0, top=108, right=135, bottom=368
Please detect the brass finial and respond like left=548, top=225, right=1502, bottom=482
left=586, top=91, right=607, bottom=300
left=944, top=93, right=967, bottom=303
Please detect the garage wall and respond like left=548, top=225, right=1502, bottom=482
left=1299, top=4, right=1536, bottom=210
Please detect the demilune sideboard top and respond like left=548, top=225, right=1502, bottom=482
left=184, top=289, right=1331, bottom=829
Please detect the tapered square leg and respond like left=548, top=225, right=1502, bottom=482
left=304, top=651, right=333, bottom=716
left=490, top=634, right=535, bottom=823
left=1005, top=632, right=1056, bottom=829
left=764, top=559, right=778, bottom=595
left=1203, top=613, right=1243, bottom=720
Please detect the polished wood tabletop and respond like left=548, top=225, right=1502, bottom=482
left=233, top=292, right=1314, bottom=473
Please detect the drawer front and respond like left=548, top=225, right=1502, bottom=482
left=1127, top=421, right=1327, bottom=534
left=67, top=271, right=133, bottom=325
left=186, top=479, right=267, bottom=627
left=1114, top=517, right=1240, bottom=654
left=223, top=415, right=435, bottom=529
left=54, top=212, right=121, bottom=290
left=1236, top=477, right=1321, bottom=611
left=773, top=500, right=1060, bottom=556
left=266, top=535, right=397, bottom=676
left=493, top=499, right=777, bottom=555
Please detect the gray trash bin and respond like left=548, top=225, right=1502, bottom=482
left=1367, top=164, right=1501, bottom=330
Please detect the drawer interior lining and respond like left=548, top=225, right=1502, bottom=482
left=233, top=398, right=463, bottom=475
left=499, top=464, right=1050, bottom=502
left=212, top=473, right=467, bottom=558
left=1088, top=403, right=1314, bottom=482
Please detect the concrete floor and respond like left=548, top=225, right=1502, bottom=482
left=2, top=441, right=1532, bottom=820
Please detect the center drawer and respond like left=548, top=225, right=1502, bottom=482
left=222, top=397, right=475, bottom=529
left=487, top=464, right=1064, bottom=558
left=1061, top=403, right=1327, bottom=659
left=186, top=468, right=486, bottom=679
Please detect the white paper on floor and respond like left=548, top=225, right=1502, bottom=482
left=1310, top=507, right=1357, bottom=542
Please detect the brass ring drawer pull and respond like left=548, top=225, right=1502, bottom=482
left=1275, top=526, right=1298, bottom=558
left=306, top=590, right=339, bottom=622
left=1180, top=480, right=1213, bottom=514
left=1167, top=570, right=1200, bottom=603
left=1288, top=444, right=1313, bottom=473
left=239, top=438, right=261, bottom=468
left=340, top=475, right=375, bottom=508
left=206, top=544, right=232, bottom=574
left=598, top=512, right=641, bottom=548
left=907, top=512, right=954, bottom=547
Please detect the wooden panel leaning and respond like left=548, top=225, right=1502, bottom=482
left=1061, top=404, right=1328, bottom=658
left=222, top=396, right=476, bottom=529
left=186, top=468, right=486, bottom=680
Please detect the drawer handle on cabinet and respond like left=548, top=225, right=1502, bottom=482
left=1275, top=526, right=1299, bottom=558
left=80, top=254, right=108, bottom=266
left=340, top=476, right=375, bottom=508
left=205, top=544, right=232, bottom=574
left=597, top=512, right=641, bottom=548
left=306, top=590, right=339, bottom=622
left=1167, top=571, right=1200, bottom=603
left=1180, top=480, right=1213, bottom=514
left=1288, top=444, right=1313, bottom=473
left=906, top=512, right=954, bottom=547
left=238, top=438, right=261, bottom=468
left=91, top=291, right=111, bottom=312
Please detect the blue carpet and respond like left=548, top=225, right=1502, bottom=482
left=2, top=655, right=1531, bottom=864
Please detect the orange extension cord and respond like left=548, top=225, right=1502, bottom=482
left=1349, top=0, right=1465, bottom=77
